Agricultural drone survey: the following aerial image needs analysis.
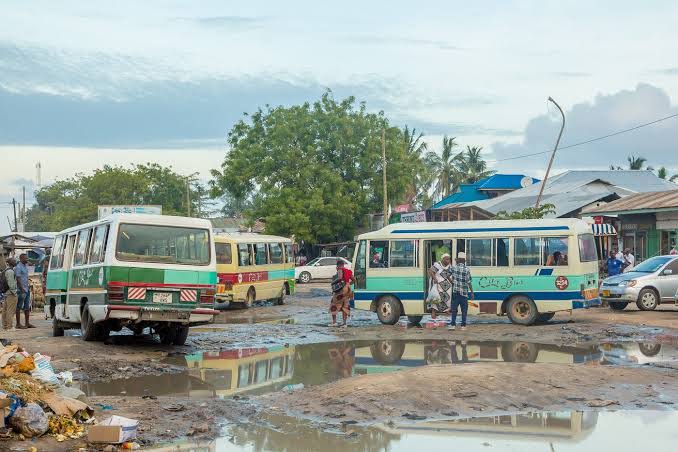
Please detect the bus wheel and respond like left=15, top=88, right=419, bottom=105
left=636, top=289, right=659, bottom=311
left=506, top=296, right=538, bottom=325
left=502, top=341, right=539, bottom=362
left=245, top=288, right=255, bottom=308
left=370, top=340, right=406, bottom=365
left=53, top=318, right=64, bottom=337
left=276, top=286, right=286, bottom=305
left=173, top=326, right=189, bottom=346
left=609, top=301, right=628, bottom=310
left=407, top=315, right=423, bottom=325
left=376, top=296, right=402, bottom=325
left=81, top=305, right=101, bottom=341
left=158, top=326, right=177, bottom=345
left=537, top=312, right=555, bottom=323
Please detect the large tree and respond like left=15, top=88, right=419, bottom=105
left=458, top=146, right=496, bottom=184
left=210, top=92, right=423, bottom=243
left=428, top=135, right=461, bottom=200
left=26, top=163, right=199, bottom=231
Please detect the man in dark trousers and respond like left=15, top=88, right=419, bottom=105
left=448, top=252, right=475, bottom=331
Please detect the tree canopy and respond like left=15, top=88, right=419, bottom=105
left=26, top=163, right=198, bottom=231
left=495, top=203, right=556, bottom=219
left=210, top=92, right=426, bottom=243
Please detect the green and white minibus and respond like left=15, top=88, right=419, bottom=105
left=352, top=219, right=601, bottom=325
left=46, top=214, right=219, bottom=344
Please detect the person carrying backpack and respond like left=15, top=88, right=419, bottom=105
left=1, top=258, right=18, bottom=330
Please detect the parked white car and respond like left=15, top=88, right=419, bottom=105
left=295, top=257, right=352, bottom=284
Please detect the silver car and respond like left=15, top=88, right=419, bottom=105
left=601, top=255, right=678, bottom=311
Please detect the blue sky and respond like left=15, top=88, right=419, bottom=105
left=2, top=0, right=678, bottom=231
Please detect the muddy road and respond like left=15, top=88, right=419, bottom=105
left=3, top=283, right=678, bottom=450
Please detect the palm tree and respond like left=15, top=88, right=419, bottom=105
left=401, top=126, right=430, bottom=206
left=458, top=146, right=496, bottom=183
left=428, top=136, right=463, bottom=200
left=627, top=155, right=647, bottom=170
left=658, top=167, right=668, bottom=179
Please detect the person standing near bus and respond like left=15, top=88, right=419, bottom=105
left=448, top=252, right=474, bottom=331
left=605, top=250, right=623, bottom=277
left=1, top=258, right=18, bottom=330
left=15, top=253, right=35, bottom=328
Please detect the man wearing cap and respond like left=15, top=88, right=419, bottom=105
left=2, top=258, right=19, bottom=330
left=449, top=252, right=474, bottom=331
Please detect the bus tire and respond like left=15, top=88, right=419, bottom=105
left=173, top=326, right=189, bottom=346
left=376, top=296, right=402, bottom=325
left=158, top=326, right=176, bottom=345
left=407, top=315, right=423, bottom=325
left=537, top=312, right=555, bottom=323
left=502, top=341, right=539, bottom=362
left=370, top=340, right=406, bottom=365
left=53, top=318, right=64, bottom=337
left=298, top=272, right=311, bottom=284
left=81, top=305, right=100, bottom=341
left=609, top=301, right=628, bottom=311
left=506, top=296, right=538, bottom=325
left=636, top=288, right=659, bottom=311
left=245, top=288, right=255, bottom=308
left=276, top=286, right=286, bottom=305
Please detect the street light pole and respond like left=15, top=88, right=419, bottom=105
left=185, top=172, right=199, bottom=217
left=382, top=128, right=388, bottom=227
left=535, top=97, right=565, bottom=208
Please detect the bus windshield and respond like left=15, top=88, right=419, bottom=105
left=116, top=224, right=210, bottom=265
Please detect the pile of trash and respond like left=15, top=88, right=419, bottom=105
left=0, top=343, right=91, bottom=442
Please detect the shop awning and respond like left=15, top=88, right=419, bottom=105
left=591, top=223, right=617, bottom=236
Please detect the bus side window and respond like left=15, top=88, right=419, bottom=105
left=354, top=240, right=367, bottom=290
left=456, top=239, right=467, bottom=257
left=50, top=236, right=65, bottom=270
left=514, top=237, right=541, bottom=266
left=467, top=238, right=492, bottom=266
left=89, top=225, right=109, bottom=264
left=254, top=243, right=268, bottom=265
left=389, top=240, right=418, bottom=267
left=369, top=241, right=389, bottom=268
left=284, top=243, right=294, bottom=263
left=238, top=244, right=251, bottom=266
left=495, top=238, right=510, bottom=266
left=216, top=243, right=233, bottom=265
left=73, top=228, right=93, bottom=266
left=544, top=237, right=569, bottom=266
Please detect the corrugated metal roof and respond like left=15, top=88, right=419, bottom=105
left=583, top=189, right=678, bottom=214
left=477, top=174, right=540, bottom=190
left=468, top=170, right=676, bottom=217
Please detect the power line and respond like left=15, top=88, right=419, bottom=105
left=494, top=112, right=678, bottom=163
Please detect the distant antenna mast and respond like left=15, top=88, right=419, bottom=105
left=35, top=162, right=42, bottom=188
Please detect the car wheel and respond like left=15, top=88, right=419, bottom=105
left=506, top=296, right=538, bottom=325
left=298, top=272, right=311, bottom=284
left=53, top=317, right=64, bottom=337
left=375, top=296, right=402, bottom=325
left=370, top=340, right=406, bottom=365
left=609, top=301, right=628, bottom=311
left=637, top=288, right=658, bottom=311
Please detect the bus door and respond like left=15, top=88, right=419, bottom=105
left=424, top=240, right=453, bottom=292
left=62, top=233, right=77, bottom=319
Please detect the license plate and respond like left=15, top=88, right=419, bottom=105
left=152, top=292, right=173, bottom=304
left=602, top=290, right=610, bottom=297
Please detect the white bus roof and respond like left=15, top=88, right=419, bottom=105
left=214, top=232, right=292, bottom=244
left=357, top=218, right=592, bottom=240
left=55, top=214, right=214, bottom=235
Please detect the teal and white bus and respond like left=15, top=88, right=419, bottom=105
left=352, top=219, right=600, bottom=325
left=46, top=214, right=219, bottom=344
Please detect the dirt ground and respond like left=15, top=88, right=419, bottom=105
left=2, top=282, right=678, bottom=450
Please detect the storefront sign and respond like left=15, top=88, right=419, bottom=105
left=400, top=211, right=427, bottom=223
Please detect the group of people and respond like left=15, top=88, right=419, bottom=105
left=427, top=252, right=474, bottom=330
left=0, top=254, right=36, bottom=330
left=605, top=247, right=636, bottom=276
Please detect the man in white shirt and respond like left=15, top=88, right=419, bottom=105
left=622, top=248, right=635, bottom=272
left=614, top=247, right=623, bottom=261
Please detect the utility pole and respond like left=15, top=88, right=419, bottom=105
left=11, top=199, right=17, bottom=232
left=382, top=128, right=388, bottom=227
left=186, top=178, right=191, bottom=217
left=535, top=97, right=565, bottom=208
left=22, top=186, right=26, bottom=226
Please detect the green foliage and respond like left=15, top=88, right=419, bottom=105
left=427, top=139, right=495, bottom=200
left=25, top=163, right=198, bottom=231
left=627, top=155, right=647, bottom=170
left=211, top=92, right=425, bottom=243
left=495, top=203, right=556, bottom=219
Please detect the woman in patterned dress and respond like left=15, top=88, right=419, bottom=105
left=427, top=253, right=453, bottom=320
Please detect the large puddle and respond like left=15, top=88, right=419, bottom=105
left=79, top=339, right=678, bottom=398
left=147, top=410, right=678, bottom=451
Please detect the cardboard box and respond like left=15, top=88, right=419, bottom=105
left=88, top=416, right=138, bottom=443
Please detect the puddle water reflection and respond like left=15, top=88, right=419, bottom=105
left=148, top=410, right=678, bottom=451
left=79, top=340, right=678, bottom=398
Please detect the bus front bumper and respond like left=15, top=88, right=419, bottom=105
left=572, top=298, right=602, bottom=309
left=103, top=305, right=219, bottom=323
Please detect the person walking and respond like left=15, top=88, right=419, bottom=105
left=427, top=253, right=453, bottom=323
left=14, top=253, right=35, bottom=328
left=448, top=252, right=474, bottom=331
left=1, top=258, right=19, bottom=330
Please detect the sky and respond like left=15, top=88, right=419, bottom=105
left=2, top=0, right=678, bottom=232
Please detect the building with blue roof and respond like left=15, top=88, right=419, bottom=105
left=431, top=174, right=539, bottom=209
